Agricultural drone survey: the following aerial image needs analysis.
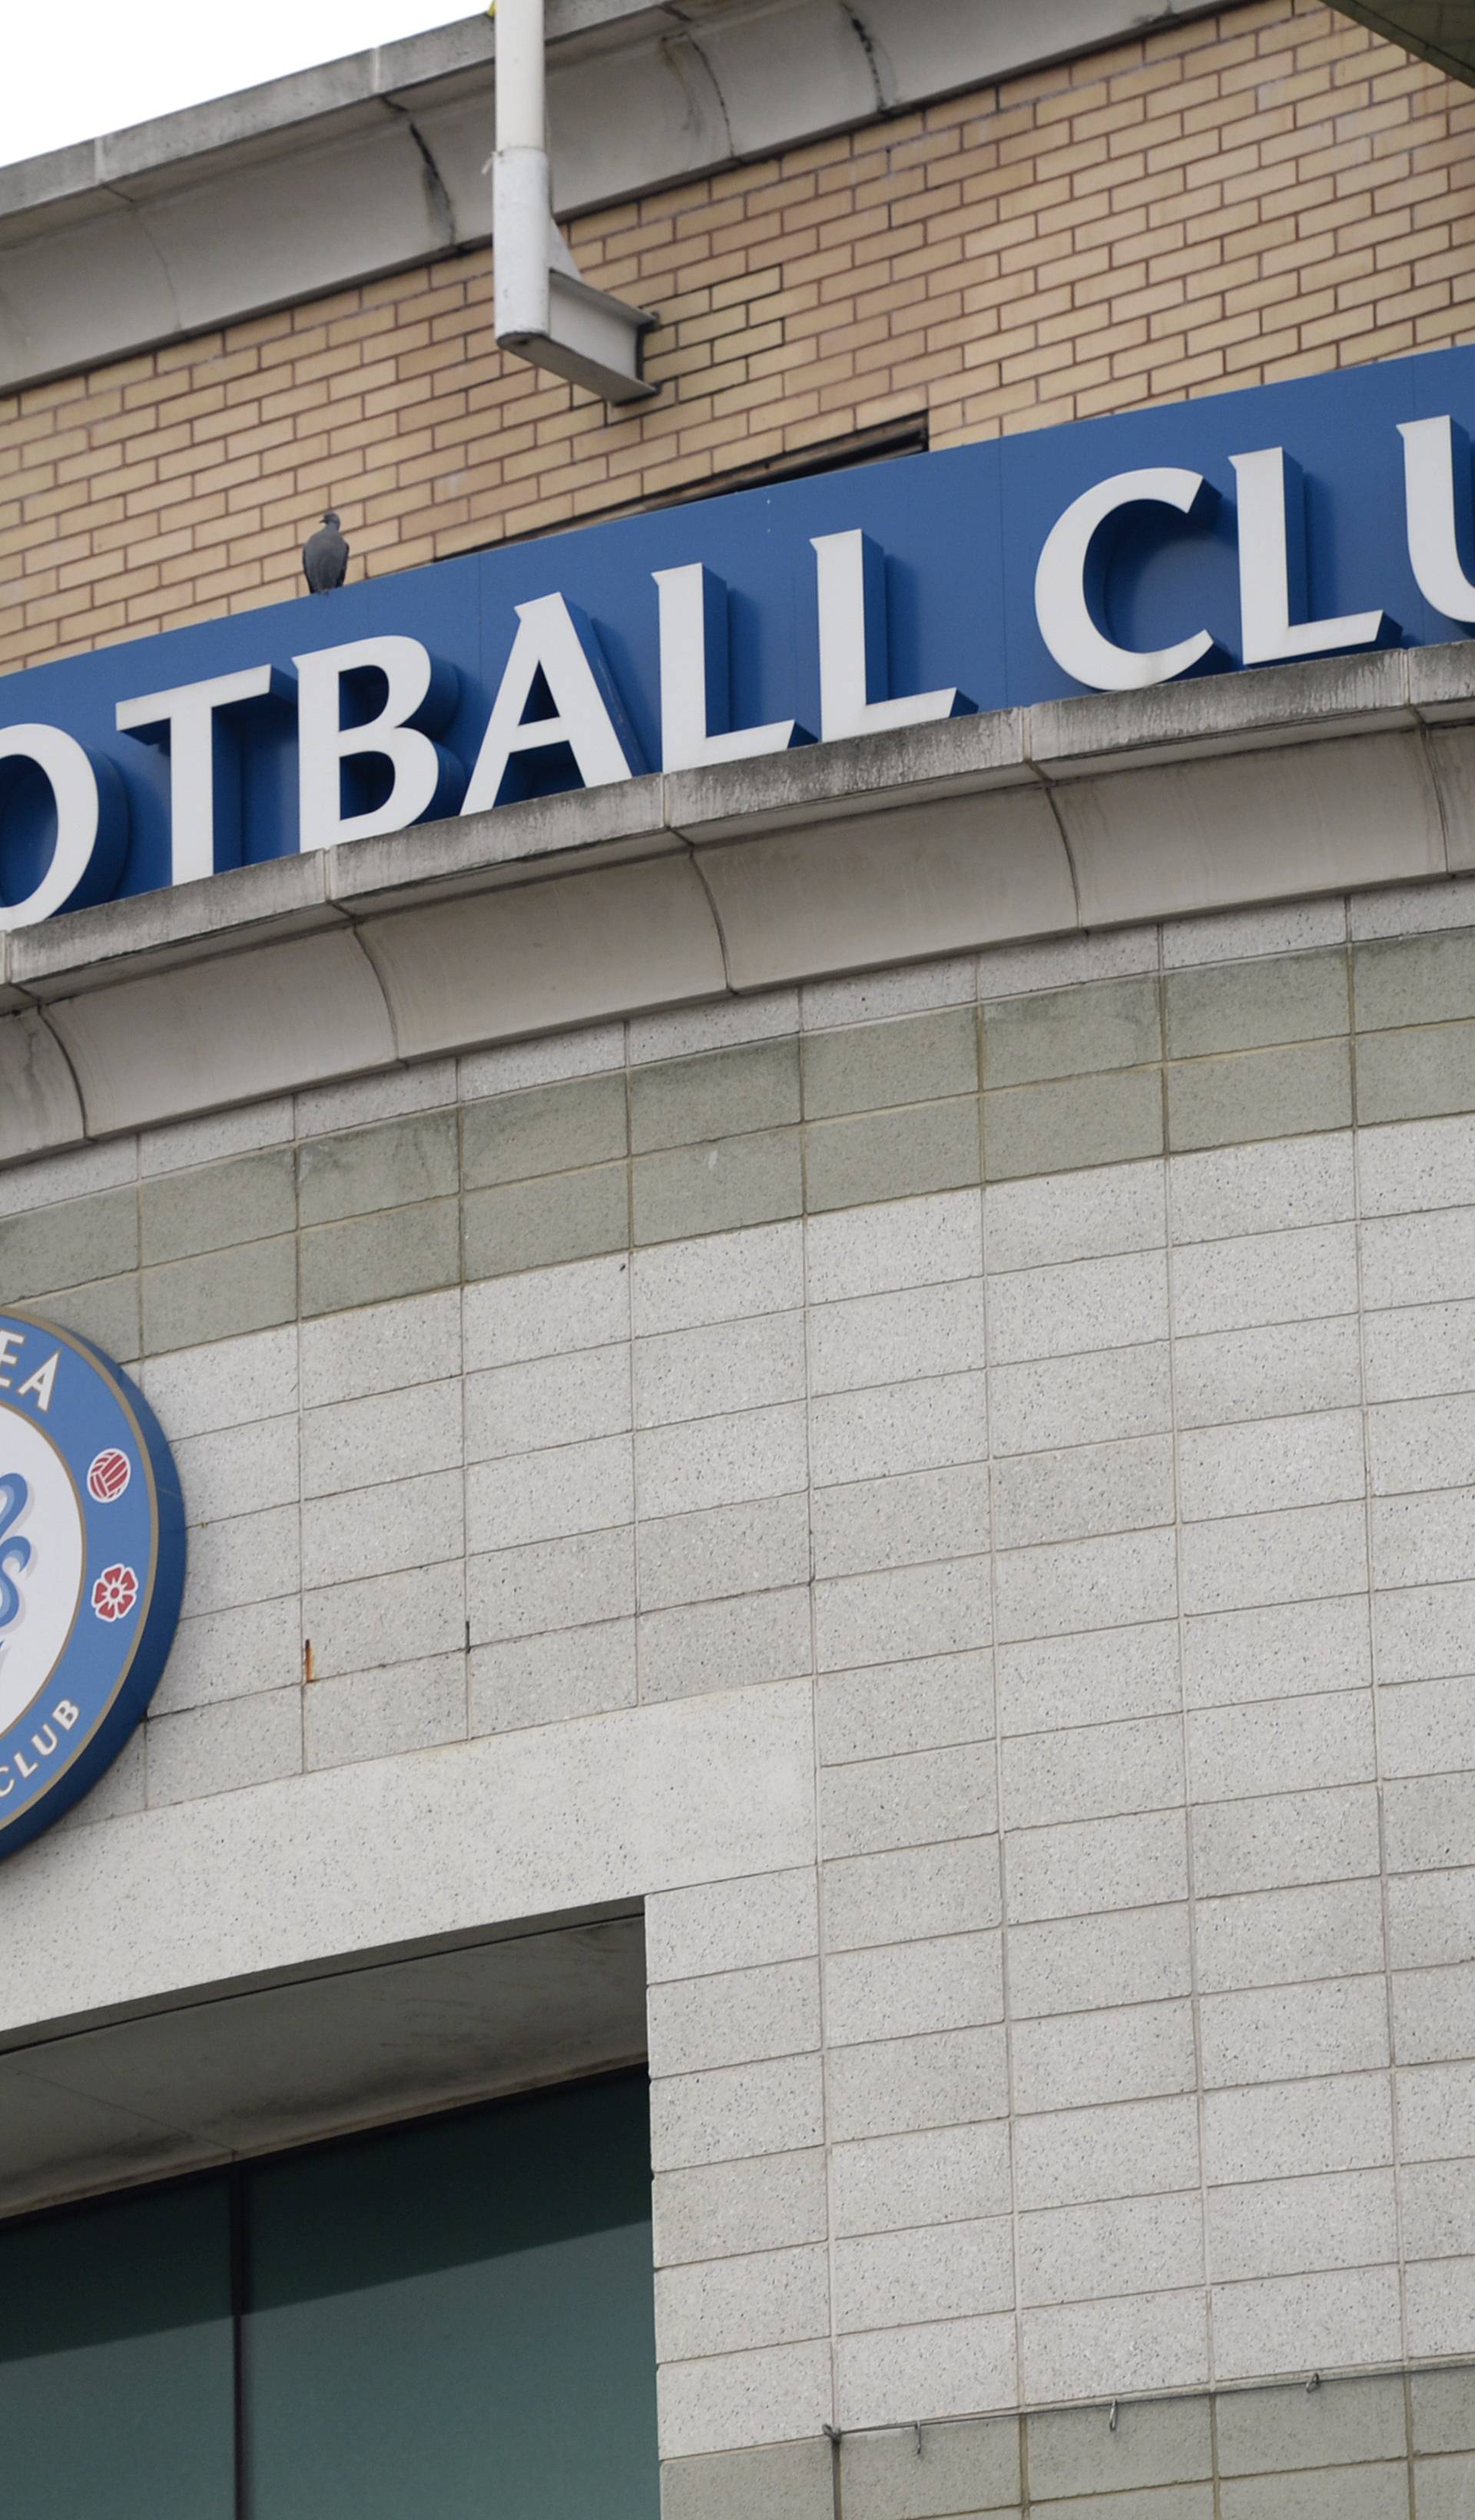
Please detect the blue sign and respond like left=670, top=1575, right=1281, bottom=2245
left=3, top=341, right=1475, bottom=929
left=0, top=1316, right=184, bottom=1852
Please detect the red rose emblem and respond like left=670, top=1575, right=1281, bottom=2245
left=91, top=1564, right=138, bottom=1622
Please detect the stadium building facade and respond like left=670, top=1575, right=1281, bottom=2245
left=2, top=3, right=1475, bottom=2512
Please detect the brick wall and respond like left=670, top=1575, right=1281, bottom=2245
left=0, top=0, right=1472, bottom=671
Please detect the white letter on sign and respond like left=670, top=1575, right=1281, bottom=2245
left=16, top=1353, right=58, bottom=1412
left=810, top=530, right=963, bottom=741
left=116, top=665, right=281, bottom=885
left=0, top=724, right=128, bottom=931
left=462, top=595, right=641, bottom=814
left=293, top=636, right=462, bottom=853
left=1231, top=446, right=1384, bottom=665
left=1398, top=416, right=1475, bottom=623
left=652, top=564, right=801, bottom=771
left=1034, top=468, right=1216, bottom=691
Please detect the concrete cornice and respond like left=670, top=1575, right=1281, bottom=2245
left=2, top=644, right=1473, bottom=1166
left=0, top=0, right=1222, bottom=392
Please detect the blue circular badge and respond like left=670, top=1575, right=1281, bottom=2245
left=0, top=1313, right=184, bottom=1854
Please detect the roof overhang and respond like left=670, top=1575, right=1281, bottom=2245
left=0, top=0, right=1224, bottom=394
left=1332, top=3, right=1475, bottom=85
left=0, top=1904, right=645, bottom=2217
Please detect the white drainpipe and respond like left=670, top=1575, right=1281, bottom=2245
left=492, top=0, right=657, bottom=403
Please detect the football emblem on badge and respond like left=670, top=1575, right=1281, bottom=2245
left=0, top=1312, right=184, bottom=1855
left=88, top=1449, right=131, bottom=1503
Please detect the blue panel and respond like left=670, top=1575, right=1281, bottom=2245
left=1, top=342, right=1473, bottom=913
left=994, top=350, right=1467, bottom=698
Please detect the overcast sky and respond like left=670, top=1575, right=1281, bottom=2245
left=1, top=0, right=476, bottom=168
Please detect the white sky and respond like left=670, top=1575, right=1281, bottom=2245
left=0, top=0, right=480, bottom=170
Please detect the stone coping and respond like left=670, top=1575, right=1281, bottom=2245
left=0, top=3, right=628, bottom=227
left=2, top=645, right=1473, bottom=1162
left=0, top=0, right=1220, bottom=390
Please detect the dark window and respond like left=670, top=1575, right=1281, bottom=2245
left=246, top=2075, right=659, bottom=2518
left=495, top=414, right=930, bottom=549
left=0, top=2178, right=234, bottom=2515
left=0, top=2070, right=658, bottom=2519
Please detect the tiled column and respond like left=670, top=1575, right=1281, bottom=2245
left=646, top=1868, right=831, bottom=2498
left=807, top=1185, right=1003, bottom=2432
left=984, top=1144, right=1204, bottom=2403
left=1359, top=1097, right=1475, bottom=2368
left=1167, top=1124, right=1392, bottom=2382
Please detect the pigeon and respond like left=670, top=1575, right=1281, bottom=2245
left=303, top=511, right=350, bottom=592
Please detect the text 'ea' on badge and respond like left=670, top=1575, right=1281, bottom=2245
left=0, top=1315, right=184, bottom=1855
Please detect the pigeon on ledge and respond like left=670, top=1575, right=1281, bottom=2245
left=303, top=511, right=350, bottom=592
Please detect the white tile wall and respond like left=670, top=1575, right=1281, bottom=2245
left=14, top=915, right=1475, bottom=2470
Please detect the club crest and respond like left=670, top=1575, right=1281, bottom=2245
left=0, top=1314, right=184, bottom=1853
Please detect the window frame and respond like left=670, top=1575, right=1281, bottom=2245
left=0, top=2064, right=656, bottom=2520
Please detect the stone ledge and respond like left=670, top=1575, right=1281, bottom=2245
left=659, top=2368, right=1471, bottom=2517
left=2, top=646, right=1473, bottom=1163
